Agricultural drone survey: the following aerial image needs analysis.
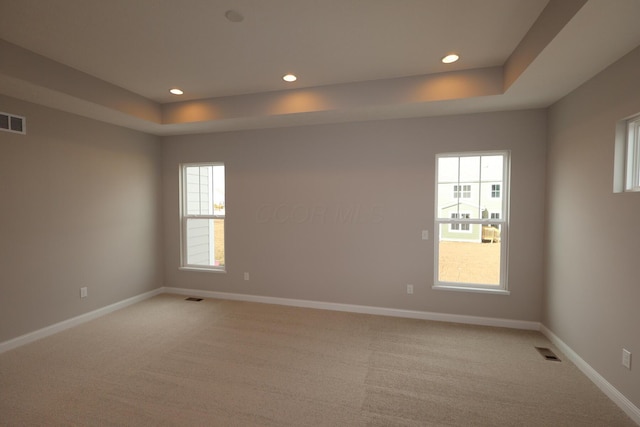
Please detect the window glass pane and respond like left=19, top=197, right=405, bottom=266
left=459, top=156, right=480, bottom=182
left=438, top=157, right=459, bottom=183
left=212, top=165, right=225, bottom=216
left=479, top=155, right=504, bottom=219
left=185, top=218, right=225, bottom=267
left=185, top=166, right=209, bottom=215
left=438, top=157, right=459, bottom=219
left=185, top=165, right=225, bottom=216
left=480, top=155, right=503, bottom=181
left=438, top=223, right=501, bottom=286
left=213, top=218, right=225, bottom=266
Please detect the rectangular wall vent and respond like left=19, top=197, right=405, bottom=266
left=0, top=112, right=26, bottom=135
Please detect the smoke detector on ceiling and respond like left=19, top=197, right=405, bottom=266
left=225, top=10, right=244, bottom=23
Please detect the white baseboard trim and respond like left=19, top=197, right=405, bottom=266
left=3, top=286, right=636, bottom=424
left=0, top=285, right=539, bottom=355
left=0, top=288, right=163, bottom=354
left=540, top=324, right=640, bottom=425
left=162, top=287, right=540, bottom=331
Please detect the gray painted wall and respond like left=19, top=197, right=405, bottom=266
left=545, top=46, right=640, bottom=408
left=2, top=43, right=637, bottom=410
left=162, top=110, right=547, bottom=322
left=0, top=95, right=163, bottom=343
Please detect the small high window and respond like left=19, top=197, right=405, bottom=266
left=624, top=115, right=640, bottom=191
left=614, top=114, right=640, bottom=193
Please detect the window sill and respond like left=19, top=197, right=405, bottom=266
left=179, top=267, right=226, bottom=274
left=432, top=285, right=510, bottom=295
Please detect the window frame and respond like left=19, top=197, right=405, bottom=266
left=625, top=115, right=640, bottom=192
left=615, top=113, right=640, bottom=193
left=179, top=162, right=226, bottom=272
left=434, top=151, right=510, bottom=294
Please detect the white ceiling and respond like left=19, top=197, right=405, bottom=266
left=1, top=0, right=640, bottom=135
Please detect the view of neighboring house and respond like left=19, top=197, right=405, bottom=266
left=437, top=154, right=504, bottom=243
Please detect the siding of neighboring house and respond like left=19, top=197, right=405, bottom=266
left=440, top=203, right=481, bottom=242
left=440, top=223, right=482, bottom=242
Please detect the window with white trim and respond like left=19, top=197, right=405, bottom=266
left=180, top=163, right=226, bottom=271
left=435, top=152, right=510, bottom=292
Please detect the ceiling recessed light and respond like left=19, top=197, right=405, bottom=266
left=282, top=74, right=297, bottom=82
left=442, top=54, right=460, bottom=64
left=169, top=88, right=184, bottom=95
left=225, top=10, right=244, bottom=23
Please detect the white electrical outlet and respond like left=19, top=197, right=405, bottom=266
left=622, top=349, right=632, bottom=370
left=244, top=272, right=250, bottom=281
left=406, top=284, right=414, bottom=294
left=422, top=230, right=429, bottom=240
left=80, top=287, right=88, bottom=298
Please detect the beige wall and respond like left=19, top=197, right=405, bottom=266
left=162, top=110, right=547, bottom=322
left=0, top=95, right=162, bottom=343
left=545, top=46, right=640, bottom=408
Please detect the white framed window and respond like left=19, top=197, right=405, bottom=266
left=615, top=113, right=640, bottom=193
left=453, top=184, right=471, bottom=198
left=435, top=152, right=510, bottom=293
left=180, top=163, right=226, bottom=271
left=625, top=115, right=640, bottom=191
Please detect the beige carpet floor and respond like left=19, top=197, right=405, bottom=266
left=0, top=293, right=635, bottom=426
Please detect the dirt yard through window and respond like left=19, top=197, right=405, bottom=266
left=438, top=241, right=501, bottom=285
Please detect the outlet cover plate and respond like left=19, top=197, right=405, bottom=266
left=622, top=349, right=632, bottom=370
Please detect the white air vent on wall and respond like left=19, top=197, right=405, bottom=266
left=0, top=112, right=26, bottom=134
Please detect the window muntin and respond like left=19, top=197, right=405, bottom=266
left=180, top=164, right=225, bottom=271
left=435, top=152, right=509, bottom=291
